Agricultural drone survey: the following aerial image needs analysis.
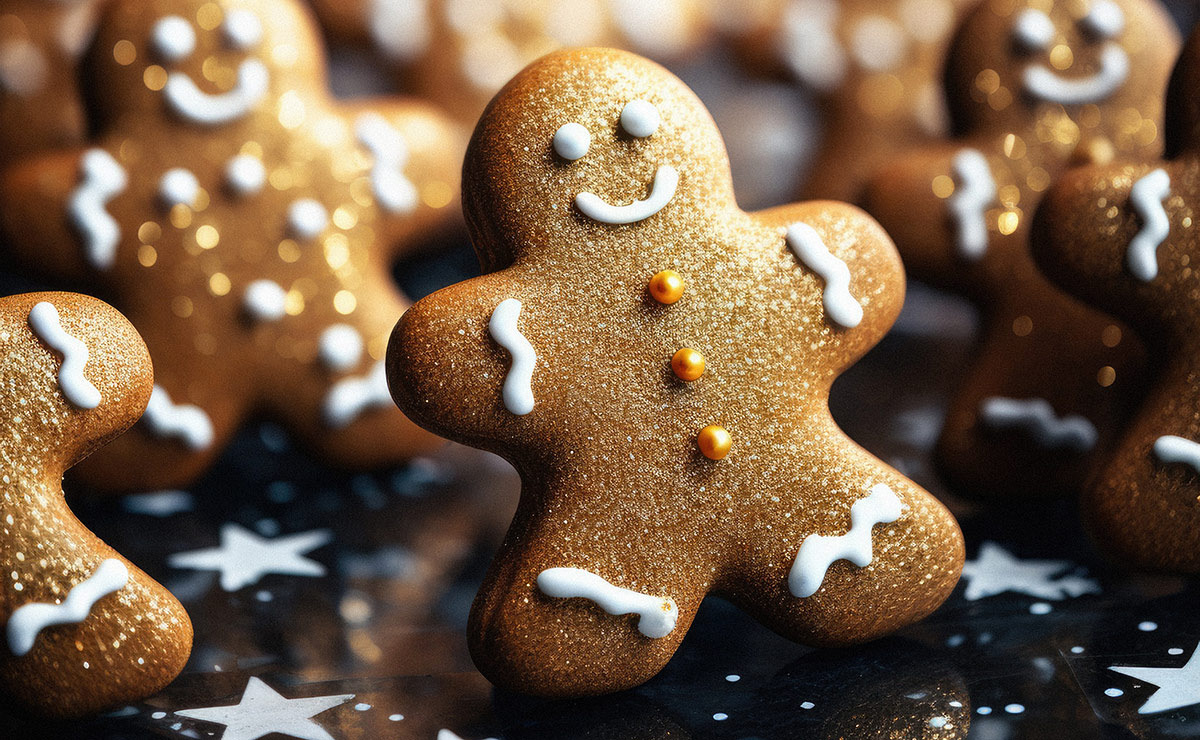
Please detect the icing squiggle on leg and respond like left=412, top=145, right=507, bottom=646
left=1126, top=168, right=1171, bottom=282
left=947, top=148, right=996, bottom=261
left=68, top=149, right=127, bottom=270
left=28, top=301, right=101, bottom=409
left=489, top=299, right=536, bottom=415
left=7, top=559, right=128, bottom=657
left=323, top=360, right=392, bottom=428
left=978, top=397, right=1097, bottom=452
left=143, top=385, right=214, bottom=450
left=537, top=568, right=678, bottom=638
left=785, top=222, right=862, bottom=328
left=356, top=113, right=418, bottom=214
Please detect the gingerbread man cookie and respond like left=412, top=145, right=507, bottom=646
left=0, top=0, right=101, bottom=169
left=0, top=0, right=463, bottom=492
left=0, top=292, right=192, bottom=717
left=864, top=0, right=1178, bottom=499
left=1032, top=26, right=1200, bottom=572
left=307, top=0, right=712, bottom=122
left=387, top=47, right=964, bottom=696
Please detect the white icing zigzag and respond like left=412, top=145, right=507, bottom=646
left=948, top=148, right=996, bottom=261
left=28, top=301, right=101, bottom=410
left=356, top=113, right=418, bottom=214
left=789, top=483, right=904, bottom=598
left=1153, top=435, right=1200, bottom=474
left=489, top=299, right=536, bottom=415
left=1126, top=168, right=1171, bottom=282
left=785, top=222, right=862, bottom=328
left=144, top=385, right=214, bottom=450
left=323, top=360, right=392, bottom=428
left=7, top=559, right=128, bottom=657
left=978, top=397, right=1097, bottom=452
left=164, top=58, right=269, bottom=125
left=68, top=148, right=127, bottom=270
left=537, top=567, right=678, bottom=638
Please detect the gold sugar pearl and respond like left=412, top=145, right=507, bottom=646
left=649, top=270, right=684, bottom=304
left=697, top=425, right=731, bottom=460
left=671, top=348, right=705, bottom=382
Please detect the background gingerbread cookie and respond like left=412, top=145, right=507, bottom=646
left=0, top=0, right=463, bottom=492
left=1032, top=25, right=1200, bottom=572
left=0, top=292, right=191, bottom=717
left=388, top=47, right=963, bottom=697
left=864, top=0, right=1178, bottom=499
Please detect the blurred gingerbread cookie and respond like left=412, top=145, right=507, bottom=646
left=0, top=0, right=463, bottom=492
left=0, top=0, right=101, bottom=168
left=307, top=0, right=712, bottom=122
left=388, top=47, right=964, bottom=697
left=0, top=292, right=191, bottom=717
left=865, top=0, right=1178, bottom=499
left=1033, top=25, right=1200, bottom=571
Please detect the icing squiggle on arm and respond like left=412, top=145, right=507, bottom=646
left=489, top=299, right=536, bottom=415
left=68, top=149, right=127, bottom=270
left=1126, top=168, right=1171, bottom=282
left=789, top=483, right=903, bottom=598
left=978, top=397, right=1097, bottom=452
left=323, top=360, right=392, bottom=428
left=28, top=302, right=101, bottom=409
left=7, top=559, right=128, bottom=657
left=143, top=385, right=214, bottom=450
left=537, top=568, right=678, bottom=638
left=948, top=149, right=996, bottom=261
left=356, top=113, right=418, bottom=214
left=164, top=58, right=269, bottom=125
left=1153, top=435, right=1200, bottom=474
left=785, top=222, right=862, bottom=328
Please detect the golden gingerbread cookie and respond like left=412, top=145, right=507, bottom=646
left=307, top=0, right=712, bottom=122
left=0, top=291, right=192, bottom=717
left=0, top=0, right=101, bottom=169
left=864, top=0, right=1178, bottom=500
left=387, top=47, right=964, bottom=697
left=0, top=0, right=463, bottom=493
left=1032, top=25, right=1200, bottom=572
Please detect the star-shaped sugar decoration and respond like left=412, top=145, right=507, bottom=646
left=176, top=676, right=353, bottom=740
left=1110, top=643, right=1200, bottom=714
left=960, top=541, right=1100, bottom=601
left=168, top=523, right=331, bottom=591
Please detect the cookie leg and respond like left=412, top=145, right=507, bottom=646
left=935, top=291, right=1145, bottom=499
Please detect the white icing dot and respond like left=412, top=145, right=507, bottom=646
left=929, top=717, right=949, bottom=729
left=800, top=701, right=815, bottom=710
left=1013, top=9, right=1055, bottom=51
left=1105, top=687, right=1124, bottom=698
left=224, top=154, right=266, bottom=196
left=712, top=713, right=728, bottom=721
left=388, top=714, right=404, bottom=721
left=158, top=168, right=200, bottom=209
left=620, top=99, right=660, bottom=138
left=849, top=15, right=909, bottom=72
left=354, top=703, right=371, bottom=711
left=222, top=9, right=263, bottom=49
left=287, top=199, right=329, bottom=239
left=1138, top=621, right=1158, bottom=632
left=243, top=279, right=287, bottom=322
left=725, top=674, right=740, bottom=682
left=552, top=122, right=590, bottom=160
left=152, top=16, right=196, bottom=62
left=318, top=324, right=364, bottom=372
left=1082, top=0, right=1124, bottom=39
left=1169, top=648, right=1185, bottom=655
left=1030, top=602, right=1053, bottom=615
left=152, top=711, right=167, bottom=719
left=1071, top=646, right=1085, bottom=654
left=977, top=706, right=992, bottom=715
left=1004, top=703, right=1025, bottom=714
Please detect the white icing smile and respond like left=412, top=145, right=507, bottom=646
left=1013, top=2, right=1129, bottom=106
left=555, top=99, right=679, bottom=225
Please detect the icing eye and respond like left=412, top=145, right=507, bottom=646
left=151, top=16, right=196, bottom=62
left=1081, top=0, right=1124, bottom=39
left=553, top=122, right=590, bottom=160
left=223, top=9, right=263, bottom=50
left=1012, top=9, right=1054, bottom=51
left=620, top=99, right=660, bottom=138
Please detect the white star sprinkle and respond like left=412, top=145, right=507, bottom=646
left=1110, top=643, right=1200, bottom=714
left=960, top=541, right=1100, bottom=601
left=176, top=676, right=353, bottom=740
left=168, top=523, right=332, bottom=591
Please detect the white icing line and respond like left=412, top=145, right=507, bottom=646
left=318, top=324, right=364, bottom=372
left=68, top=149, right=128, bottom=270
left=785, top=222, right=862, bottom=328
left=28, top=301, right=101, bottom=410
left=1126, top=168, right=1171, bottom=282
left=1023, top=44, right=1129, bottom=105
left=948, top=149, right=996, bottom=261
left=1153, top=435, right=1200, bottom=474
left=224, top=153, right=265, bottom=196
left=323, top=360, right=392, bottom=428
left=164, top=58, right=269, bottom=125
left=537, top=568, right=678, bottom=638
left=144, top=385, right=214, bottom=450
left=356, top=113, right=418, bottom=214
left=788, top=483, right=903, bottom=598
left=158, top=167, right=200, bottom=209
left=575, top=165, right=678, bottom=224
left=489, top=299, right=535, bottom=416
left=978, top=397, right=1097, bottom=452
left=242, top=279, right=287, bottom=322
left=7, top=559, right=128, bottom=657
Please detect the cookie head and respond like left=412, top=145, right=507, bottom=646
left=87, top=0, right=324, bottom=128
left=945, top=0, right=1175, bottom=138
left=464, top=47, right=734, bottom=270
